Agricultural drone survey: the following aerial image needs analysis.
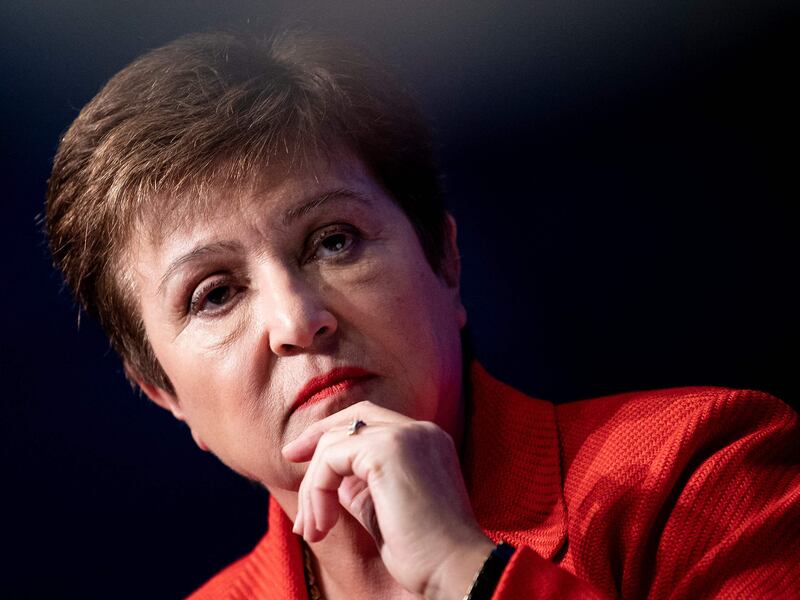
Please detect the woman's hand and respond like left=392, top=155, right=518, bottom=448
left=282, top=400, right=495, bottom=600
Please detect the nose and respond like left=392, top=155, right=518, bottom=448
left=261, top=268, right=338, bottom=356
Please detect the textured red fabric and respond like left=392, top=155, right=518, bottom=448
left=190, top=363, right=800, bottom=599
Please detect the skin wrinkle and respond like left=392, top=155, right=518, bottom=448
left=203, top=302, right=250, bottom=353
left=281, top=188, right=369, bottom=227
left=157, top=241, right=245, bottom=297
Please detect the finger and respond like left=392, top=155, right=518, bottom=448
left=283, top=420, right=384, bottom=463
left=338, top=475, right=368, bottom=508
left=307, top=436, right=380, bottom=529
left=293, top=427, right=349, bottom=541
left=311, top=482, right=342, bottom=534
left=304, top=478, right=320, bottom=541
left=283, top=411, right=387, bottom=461
left=282, top=424, right=345, bottom=463
left=292, top=499, right=304, bottom=535
left=282, top=401, right=411, bottom=461
left=299, top=433, right=373, bottom=542
left=305, top=437, right=356, bottom=539
left=339, top=478, right=383, bottom=548
left=302, top=441, right=340, bottom=543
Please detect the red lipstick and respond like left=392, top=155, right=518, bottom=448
left=293, top=367, right=375, bottom=412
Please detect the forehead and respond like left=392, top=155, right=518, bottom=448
left=134, top=150, right=386, bottom=252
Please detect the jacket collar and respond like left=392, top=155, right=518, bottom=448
left=462, top=362, right=567, bottom=559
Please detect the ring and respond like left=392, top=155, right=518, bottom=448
left=347, top=418, right=367, bottom=436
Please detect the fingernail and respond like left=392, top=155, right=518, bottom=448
left=293, top=505, right=303, bottom=534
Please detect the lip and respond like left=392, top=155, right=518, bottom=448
left=292, top=367, right=376, bottom=412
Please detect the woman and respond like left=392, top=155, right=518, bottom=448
left=45, top=30, right=799, bottom=599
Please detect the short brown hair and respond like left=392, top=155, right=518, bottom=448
left=46, top=29, right=446, bottom=392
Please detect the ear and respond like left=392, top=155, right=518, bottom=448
left=441, top=213, right=467, bottom=328
left=123, top=362, right=210, bottom=452
left=124, top=361, right=184, bottom=419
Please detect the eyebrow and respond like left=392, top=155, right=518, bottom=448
left=281, top=188, right=371, bottom=226
left=157, top=188, right=372, bottom=295
left=157, top=240, right=244, bottom=295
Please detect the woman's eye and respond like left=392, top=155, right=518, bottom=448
left=321, top=233, right=349, bottom=253
left=189, top=280, right=240, bottom=316
left=310, top=227, right=357, bottom=260
left=206, top=285, right=233, bottom=307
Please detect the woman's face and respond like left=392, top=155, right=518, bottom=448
left=128, top=154, right=467, bottom=493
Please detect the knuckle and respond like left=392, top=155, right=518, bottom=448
left=417, top=420, right=442, bottom=435
left=316, top=430, right=335, bottom=451
left=312, top=481, right=331, bottom=493
left=389, top=421, right=440, bottom=450
left=353, top=399, right=376, bottom=411
left=371, top=426, right=411, bottom=457
left=316, top=428, right=344, bottom=453
left=383, top=429, right=406, bottom=452
left=413, top=420, right=449, bottom=442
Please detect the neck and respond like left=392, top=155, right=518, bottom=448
left=309, top=514, right=414, bottom=600
left=271, top=489, right=412, bottom=600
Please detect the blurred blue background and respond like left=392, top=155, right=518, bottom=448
left=2, top=1, right=797, bottom=597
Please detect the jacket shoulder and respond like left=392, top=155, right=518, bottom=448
left=554, top=386, right=799, bottom=597
left=556, top=386, right=795, bottom=467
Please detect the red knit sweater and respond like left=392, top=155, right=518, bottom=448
left=190, top=364, right=800, bottom=599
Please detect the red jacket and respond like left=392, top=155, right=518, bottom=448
left=190, top=364, right=800, bottom=599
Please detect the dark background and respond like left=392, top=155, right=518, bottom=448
left=2, top=1, right=797, bottom=597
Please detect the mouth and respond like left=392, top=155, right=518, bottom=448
left=292, top=367, right=376, bottom=413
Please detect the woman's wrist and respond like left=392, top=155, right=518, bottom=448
left=423, top=535, right=497, bottom=600
left=461, top=542, right=515, bottom=600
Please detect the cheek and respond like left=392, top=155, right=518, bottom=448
left=165, top=341, right=291, bottom=482
left=163, top=335, right=260, bottom=437
left=348, top=258, right=461, bottom=381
